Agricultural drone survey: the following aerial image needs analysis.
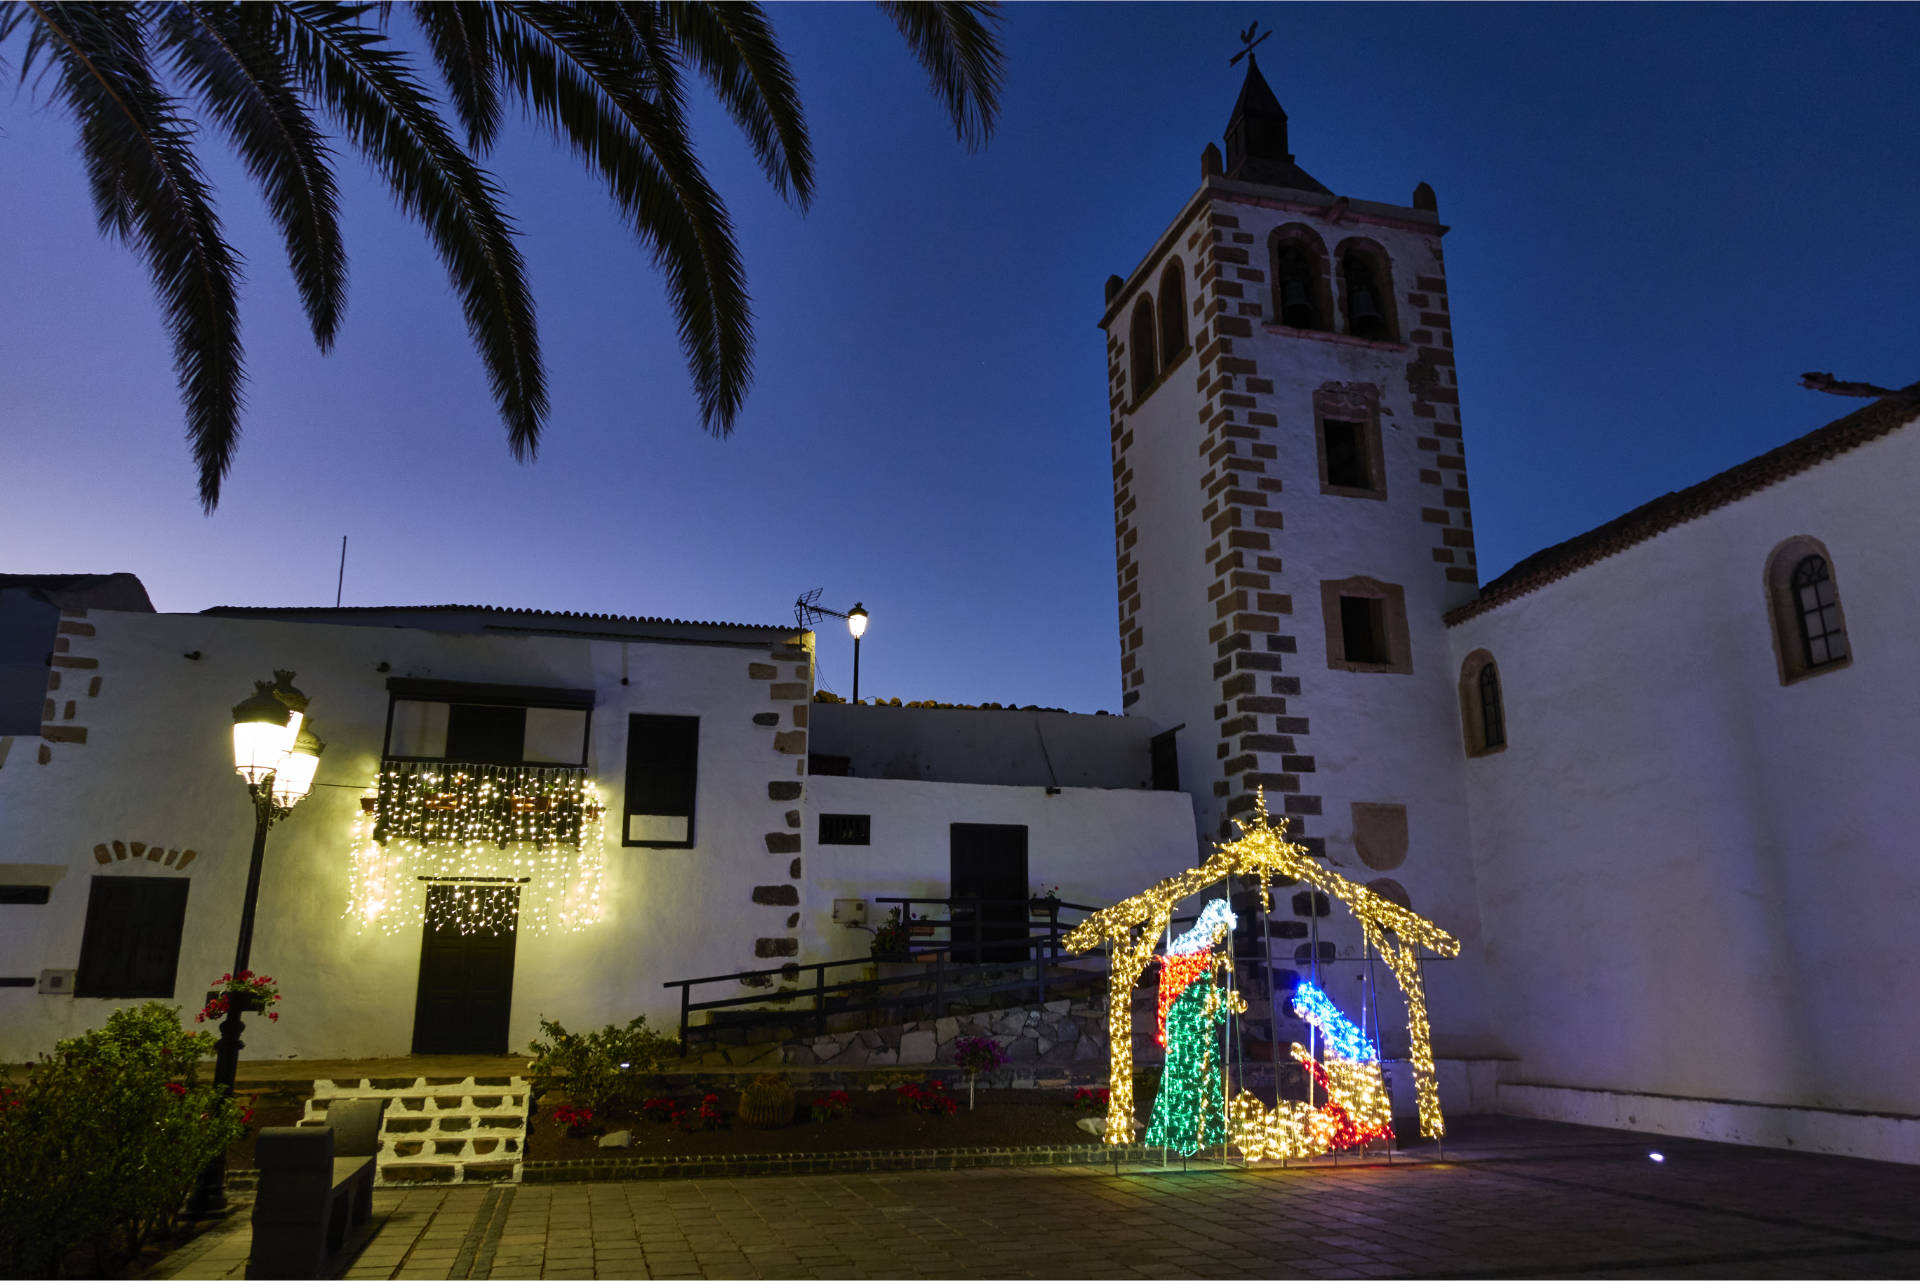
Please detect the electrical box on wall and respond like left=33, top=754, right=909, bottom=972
left=38, top=969, right=75, bottom=995
left=832, top=898, right=868, bottom=926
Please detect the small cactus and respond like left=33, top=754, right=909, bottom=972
left=737, top=1073, right=796, bottom=1128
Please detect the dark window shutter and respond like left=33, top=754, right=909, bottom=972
left=819, top=814, right=871, bottom=845
left=625, top=714, right=699, bottom=846
left=444, top=704, right=528, bottom=765
left=75, top=878, right=189, bottom=998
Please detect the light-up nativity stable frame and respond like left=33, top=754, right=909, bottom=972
left=1064, top=790, right=1461, bottom=1160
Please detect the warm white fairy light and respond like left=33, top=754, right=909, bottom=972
left=345, top=767, right=606, bottom=936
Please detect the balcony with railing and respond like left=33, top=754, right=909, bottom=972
left=368, top=760, right=597, bottom=847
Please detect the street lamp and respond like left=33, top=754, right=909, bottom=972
left=846, top=603, right=869, bottom=704
left=793, top=594, right=872, bottom=704
left=191, top=671, right=323, bottom=1216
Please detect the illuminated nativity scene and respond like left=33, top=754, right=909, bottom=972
left=1066, top=791, right=1461, bottom=1162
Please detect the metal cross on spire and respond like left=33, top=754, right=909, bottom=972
left=1229, top=21, right=1271, bottom=67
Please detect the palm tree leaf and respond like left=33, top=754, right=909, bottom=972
left=269, top=1, right=547, bottom=458
left=492, top=1, right=752, bottom=434
left=409, top=1, right=503, bottom=150
left=657, top=0, right=814, bottom=210
left=875, top=0, right=1004, bottom=151
left=25, top=0, right=246, bottom=511
left=158, top=3, right=347, bottom=352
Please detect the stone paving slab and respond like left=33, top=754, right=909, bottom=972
left=144, top=1119, right=1920, bottom=1279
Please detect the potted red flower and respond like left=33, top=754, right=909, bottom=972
left=198, top=970, right=283, bottom=1024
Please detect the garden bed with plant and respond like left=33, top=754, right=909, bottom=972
left=526, top=1081, right=1128, bottom=1161
left=524, top=1018, right=1142, bottom=1163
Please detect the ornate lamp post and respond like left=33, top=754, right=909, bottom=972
left=190, top=671, right=323, bottom=1216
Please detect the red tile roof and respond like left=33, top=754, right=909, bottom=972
left=1445, top=387, right=1920, bottom=626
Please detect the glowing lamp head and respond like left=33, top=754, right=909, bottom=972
left=270, top=726, right=325, bottom=808
left=846, top=603, right=869, bottom=639
left=232, top=681, right=295, bottom=785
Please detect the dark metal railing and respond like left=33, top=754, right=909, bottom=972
left=662, top=897, right=1113, bottom=1051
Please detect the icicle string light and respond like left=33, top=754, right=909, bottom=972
left=345, top=774, right=607, bottom=936
left=1065, top=788, right=1460, bottom=1148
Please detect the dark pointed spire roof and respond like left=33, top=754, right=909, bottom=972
left=1228, top=51, right=1286, bottom=124
left=1221, top=52, right=1330, bottom=195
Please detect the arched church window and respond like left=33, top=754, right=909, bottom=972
left=1791, top=556, right=1847, bottom=669
left=1478, top=664, right=1505, bottom=749
left=1270, top=225, right=1331, bottom=331
left=1458, top=649, right=1506, bottom=756
left=1764, top=536, right=1852, bottom=684
left=1129, top=297, right=1158, bottom=401
left=1158, top=261, right=1188, bottom=363
left=1336, top=239, right=1399, bottom=342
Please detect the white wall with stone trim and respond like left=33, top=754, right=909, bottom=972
left=799, top=775, right=1197, bottom=960
left=0, top=607, right=811, bottom=1062
left=1105, top=182, right=1498, bottom=1061
left=1450, top=420, right=1920, bottom=1136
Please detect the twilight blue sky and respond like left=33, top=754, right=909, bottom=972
left=4, top=4, right=1917, bottom=713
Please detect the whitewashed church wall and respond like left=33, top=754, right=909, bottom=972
left=1114, top=287, right=1226, bottom=849
left=1452, top=422, right=1920, bottom=1120
left=798, top=775, right=1198, bottom=959
left=0, top=609, right=808, bottom=1061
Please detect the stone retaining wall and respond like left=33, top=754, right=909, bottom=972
left=778, top=998, right=1157, bottom=1081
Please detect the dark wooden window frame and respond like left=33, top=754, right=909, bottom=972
left=382, top=678, right=594, bottom=767
left=623, top=713, right=700, bottom=849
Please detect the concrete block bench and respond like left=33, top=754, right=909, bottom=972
left=247, top=1098, right=386, bottom=1279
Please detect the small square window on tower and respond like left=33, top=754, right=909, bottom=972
left=1339, top=597, right=1388, bottom=664
left=1321, top=577, right=1412, bottom=674
left=1313, top=390, right=1387, bottom=498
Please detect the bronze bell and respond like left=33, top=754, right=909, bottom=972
left=1347, top=281, right=1384, bottom=339
left=1279, top=278, right=1316, bottom=329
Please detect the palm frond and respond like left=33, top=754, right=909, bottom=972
left=658, top=0, right=813, bottom=210
left=875, top=0, right=1004, bottom=152
left=159, top=2, right=346, bottom=351
left=493, top=1, right=752, bottom=434
left=270, top=1, right=546, bottom=458
left=25, top=0, right=246, bottom=511
left=409, top=1, right=503, bottom=150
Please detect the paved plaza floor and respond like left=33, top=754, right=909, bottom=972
left=149, top=1119, right=1920, bottom=1279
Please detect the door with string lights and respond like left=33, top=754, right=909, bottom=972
left=411, top=882, right=520, bottom=1054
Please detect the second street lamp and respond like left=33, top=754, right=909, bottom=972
left=192, top=670, right=323, bottom=1216
left=847, top=602, right=869, bottom=704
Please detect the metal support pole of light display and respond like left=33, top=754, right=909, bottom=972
left=190, top=674, right=322, bottom=1217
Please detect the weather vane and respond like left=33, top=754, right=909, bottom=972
left=1230, top=21, right=1270, bottom=67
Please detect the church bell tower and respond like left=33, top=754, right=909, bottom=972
left=1101, top=53, right=1479, bottom=876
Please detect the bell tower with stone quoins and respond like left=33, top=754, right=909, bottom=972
left=1100, top=54, right=1479, bottom=865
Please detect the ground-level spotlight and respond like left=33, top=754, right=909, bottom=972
left=1649, top=1151, right=1666, bottom=1163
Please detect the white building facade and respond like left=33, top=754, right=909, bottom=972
left=0, top=599, right=1198, bottom=1063
left=1102, top=56, right=1920, bottom=1161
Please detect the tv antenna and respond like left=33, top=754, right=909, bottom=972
left=795, top=586, right=827, bottom=630
left=1230, top=21, right=1271, bottom=67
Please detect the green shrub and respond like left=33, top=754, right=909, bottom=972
left=0, top=1003, right=246, bottom=1277
left=526, top=1015, right=680, bottom=1119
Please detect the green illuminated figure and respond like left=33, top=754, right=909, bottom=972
left=1144, top=899, right=1240, bottom=1155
